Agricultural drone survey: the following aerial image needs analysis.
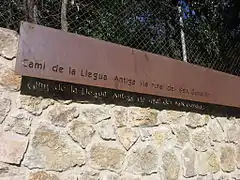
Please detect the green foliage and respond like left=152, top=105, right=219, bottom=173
left=0, top=0, right=239, bottom=75
left=66, top=0, right=182, bottom=59
left=183, top=0, right=240, bottom=73
left=0, top=0, right=25, bottom=31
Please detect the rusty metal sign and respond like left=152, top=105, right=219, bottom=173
left=15, top=22, right=240, bottom=108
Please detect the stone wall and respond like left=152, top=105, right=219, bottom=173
left=0, top=27, right=239, bottom=180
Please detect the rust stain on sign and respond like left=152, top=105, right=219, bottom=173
left=15, top=22, right=240, bottom=108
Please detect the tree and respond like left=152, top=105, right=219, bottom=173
left=0, top=0, right=239, bottom=75
left=182, top=0, right=240, bottom=73
left=66, top=0, right=182, bottom=59
left=24, top=0, right=39, bottom=24
left=0, top=0, right=25, bottom=31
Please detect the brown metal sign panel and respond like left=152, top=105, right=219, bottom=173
left=15, top=22, right=240, bottom=108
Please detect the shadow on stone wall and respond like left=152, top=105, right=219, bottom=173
left=20, top=76, right=240, bottom=118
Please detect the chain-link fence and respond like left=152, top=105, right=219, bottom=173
left=1, top=0, right=240, bottom=76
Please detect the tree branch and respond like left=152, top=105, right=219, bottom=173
left=24, top=0, right=38, bottom=24
left=61, top=0, right=68, bottom=31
